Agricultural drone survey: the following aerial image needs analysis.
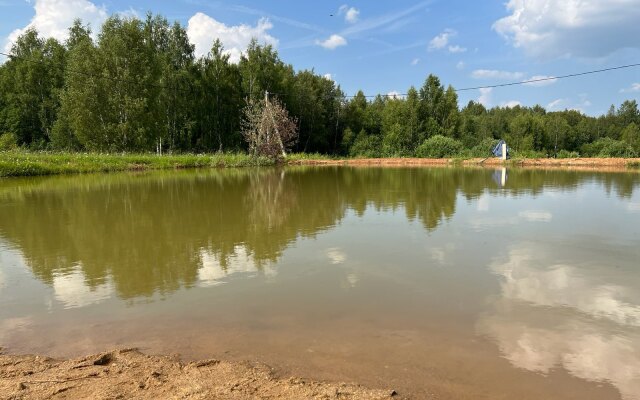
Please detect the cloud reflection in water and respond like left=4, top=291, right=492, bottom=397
left=479, top=245, right=640, bottom=400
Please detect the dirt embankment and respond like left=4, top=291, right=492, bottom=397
left=291, top=157, right=640, bottom=170
left=0, top=348, right=396, bottom=400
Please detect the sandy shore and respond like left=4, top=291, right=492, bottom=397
left=0, top=348, right=397, bottom=400
left=290, top=157, right=640, bottom=170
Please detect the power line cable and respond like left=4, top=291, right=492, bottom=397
left=454, top=63, right=640, bottom=92
left=336, top=62, right=640, bottom=98
left=3, top=50, right=639, bottom=101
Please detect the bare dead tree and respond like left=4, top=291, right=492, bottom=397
left=241, top=92, right=298, bottom=161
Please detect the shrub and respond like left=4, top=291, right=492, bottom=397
left=581, top=138, right=636, bottom=158
left=0, top=133, right=18, bottom=151
left=511, top=149, right=548, bottom=159
left=598, top=141, right=637, bottom=158
left=415, top=135, right=463, bottom=158
left=469, top=138, right=500, bottom=158
left=556, top=150, right=579, bottom=159
left=381, top=123, right=413, bottom=157
left=349, top=131, right=382, bottom=158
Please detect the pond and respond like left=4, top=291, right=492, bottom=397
left=0, top=166, right=639, bottom=399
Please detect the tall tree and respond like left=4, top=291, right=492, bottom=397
left=200, top=39, right=242, bottom=151
left=0, top=29, right=65, bottom=148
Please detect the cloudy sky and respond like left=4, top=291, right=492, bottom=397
left=1, top=0, right=640, bottom=115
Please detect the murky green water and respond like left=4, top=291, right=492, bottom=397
left=1, top=166, right=639, bottom=399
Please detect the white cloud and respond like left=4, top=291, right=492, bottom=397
left=387, top=91, right=403, bottom=99
left=547, top=99, right=565, bottom=110
left=340, top=1, right=429, bottom=37
left=327, top=248, right=347, bottom=265
left=52, top=267, right=114, bottom=309
left=117, top=7, right=139, bottom=19
left=198, top=246, right=276, bottom=287
left=4, top=0, right=108, bottom=53
left=477, top=194, right=490, bottom=212
left=430, top=247, right=446, bottom=264
left=471, top=69, right=524, bottom=80
left=501, top=100, right=522, bottom=108
left=456, top=61, right=465, bottom=70
left=470, top=208, right=555, bottom=230
left=621, top=83, right=640, bottom=93
left=522, top=75, right=558, bottom=87
left=479, top=298, right=640, bottom=400
left=518, top=210, right=553, bottom=222
left=187, top=13, right=278, bottom=63
left=448, top=45, right=467, bottom=53
left=411, top=58, right=420, bottom=66
left=489, top=245, right=640, bottom=328
left=429, top=243, right=456, bottom=266
left=428, top=28, right=456, bottom=51
left=627, top=202, right=640, bottom=213
left=476, top=242, right=640, bottom=398
left=316, top=34, right=347, bottom=50
left=478, top=87, right=492, bottom=106
left=345, top=273, right=359, bottom=288
left=493, top=0, right=640, bottom=59
left=338, top=5, right=360, bottom=23
left=323, top=73, right=334, bottom=81
left=547, top=97, right=590, bottom=112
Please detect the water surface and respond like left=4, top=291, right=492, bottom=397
left=1, top=167, right=639, bottom=399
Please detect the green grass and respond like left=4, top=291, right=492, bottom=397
left=627, top=161, right=640, bottom=169
left=0, top=151, right=274, bottom=177
left=285, top=152, right=336, bottom=162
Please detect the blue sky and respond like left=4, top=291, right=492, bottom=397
left=1, top=0, right=640, bottom=115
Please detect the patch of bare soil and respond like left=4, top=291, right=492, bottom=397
left=291, top=157, right=640, bottom=170
left=0, top=348, right=397, bottom=400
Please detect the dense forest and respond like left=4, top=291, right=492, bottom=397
left=1, top=13, right=639, bottom=158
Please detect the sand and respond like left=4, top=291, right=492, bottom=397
left=0, top=348, right=397, bottom=400
left=290, top=157, right=640, bottom=170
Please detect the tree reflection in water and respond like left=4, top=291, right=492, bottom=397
left=0, top=167, right=638, bottom=300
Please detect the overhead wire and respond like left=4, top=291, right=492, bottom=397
left=2, top=50, right=639, bottom=101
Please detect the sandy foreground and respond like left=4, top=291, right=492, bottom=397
left=291, top=157, right=640, bottom=170
left=0, top=348, right=397, bottom=400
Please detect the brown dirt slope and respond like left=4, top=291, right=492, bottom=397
left=0, top=348, right=396, bottom=400
left=291, top=157, right=640, bottom=169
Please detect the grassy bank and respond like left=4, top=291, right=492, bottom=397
left=2, top=151, right=640, bottom=178
left=0, top=151, right=274, bottom=177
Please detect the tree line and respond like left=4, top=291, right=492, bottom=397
left=1, top=13, right=639, bottom=158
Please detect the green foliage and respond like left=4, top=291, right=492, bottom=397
left=581, top=138, right=637, bottom=158
left=556, top=150, right=580, bottom=159
left=286, top=152, right=334, bottom=162
left=0, top=12, right=639, bottom=159
left=0, top=151, right=272, bottom=177
left=469, top=138, right=499, bottom=158
left=0, top=133, right=18, bottom=150
left=511, top=149, right=548, bottom=159
left=416, top=135, right=463, bottom=158
left=382, top=123, right=413, bottom=157
left=621, top=122, right=640, bottom=154
left=349, top=130, right=381, bottom=158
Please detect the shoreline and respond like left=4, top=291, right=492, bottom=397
left=0, top=348, right=396, bottom=399
left=290, top=157, right=640, bottom=170
left=1, top=152, right=639, bottom=179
